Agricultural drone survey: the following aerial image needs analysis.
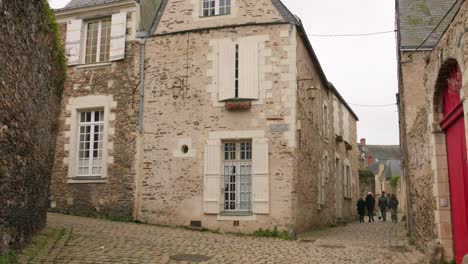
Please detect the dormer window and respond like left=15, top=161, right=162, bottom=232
left=202, top=0, right=231, bottom=17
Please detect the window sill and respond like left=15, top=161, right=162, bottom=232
left=67, top=177, right=107, bottom=184
left=220, top=211, right=253, bottom=217
left=74, top=62, right=112, bottom=69
left=199, top=14, right=231, bottom=18
left=217, top=214, right=256, bottom=221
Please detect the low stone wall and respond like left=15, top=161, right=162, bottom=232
left=0, top=0, right=65, bottom=253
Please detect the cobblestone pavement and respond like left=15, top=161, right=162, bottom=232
left=18, top=213, right=423, bottom=264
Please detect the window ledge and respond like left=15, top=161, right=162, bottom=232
left=67, top=177, right=107, bottom=184
left=74, top=62, right=112, bottom=69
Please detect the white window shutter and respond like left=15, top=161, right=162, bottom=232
left=204, top=139, right=221, bottom=214
left=218, top=41, right=236, bottom=101
left=65, top=19, right=82, bottom=65
left=238, top=39, right=259, bottom=100
left=252, top=139, right=269, bottom=214
left=110, top=12, right=127, bottom=61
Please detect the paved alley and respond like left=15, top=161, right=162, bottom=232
left=17, top=213, right=423, bottom=264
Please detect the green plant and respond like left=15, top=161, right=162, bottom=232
left=358, top=170, right=375, bottom=178
left=408, top=236, right=415, bottom=245
left=0, top=251, right=16, bottom=264
left=253, top=227, right=290, bottom=240
left=442, top=260, right=456, bottom=264
left=390, top=176, right=401, bottom=191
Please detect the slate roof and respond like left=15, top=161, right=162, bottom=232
left=61, top=0, right=125, bottom=10
left=358, top=145, right=401, bottom=161
left=398, top=0, right=461, bottom=50
left=382, top=159, right=402, bottom=179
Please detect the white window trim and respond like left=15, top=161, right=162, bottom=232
left=81, top=18, right=111, bottom=64
left=322, top=102, right=329, bottom=142
left=343, top=160, right=352, bottom=199
left=200, top=0, right=232, bottom=17
left=65, top=95, right=116, bottom=184
left=318, top=152, right=329, bottom=207
left=206, top=130, right=269, bottom=220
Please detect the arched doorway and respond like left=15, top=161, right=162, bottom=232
left=438, top=60, right=468, bottom=263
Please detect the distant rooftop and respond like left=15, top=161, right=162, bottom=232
left=398, top=0, right=461, bottom=51
left=60, top=0, right=124, bottom=10
left=359, top=145, right=401, bottom=161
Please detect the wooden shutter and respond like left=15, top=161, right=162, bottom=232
left=65, top=19, right=82, bottom=65
left=252, top=139, right=269, bottom=214
left=110, top=13, right=127, bottom=61
left=238, top=39, right=259, bottom=100
left=218, top=41, right=236, bottom=101
left=204, top=139, right=221, bottom=214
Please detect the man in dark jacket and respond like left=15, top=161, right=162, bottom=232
left=378, top=191, right=389, bottom=221
left=357, top=197, right=366, bottom=223
left=365, top=192, right=375, bottom=222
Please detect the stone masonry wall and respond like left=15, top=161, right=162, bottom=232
left=0, top=0, right=65, bottom=252
left=156, top=0, right=285, bottom=34
left=140, top=23, right=299, bottom=233
left=49, top=11, right=140, bottom=220
left=400, top=1, right=468, bottom=259
left=294, top=33, right=336, bottom=231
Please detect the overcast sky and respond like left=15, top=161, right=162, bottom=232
left=49, top=0, right=399, bottom=145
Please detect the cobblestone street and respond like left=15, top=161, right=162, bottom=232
left=17, top=213, right=423, bottom=264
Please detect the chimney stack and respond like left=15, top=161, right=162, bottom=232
left=367, top=155, right=373, bottom=165
left=360, top=138, right=366, bottom=145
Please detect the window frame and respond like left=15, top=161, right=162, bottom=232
left=322, top=103, right=329, bottom=141
left=344, top=164, right=352, bottom=199
left=82, top=17, right=112, bottom=64
left=221, top=140, right=253, bottom=215
left=202, top=0, right=231, bottom=17
left=77, top=110, right=105, bottom=178
left=318, top=154, right=328, bottom=206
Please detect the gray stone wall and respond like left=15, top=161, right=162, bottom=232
left=399, top=1, right=468, bottom=258
left=0, top=0, right=65, bottom=252
left=49, top=22, right=141, bottom=220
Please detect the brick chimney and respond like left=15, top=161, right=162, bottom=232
left=367, top=154, right=373, bottom=165
left=360, top=138, right=366, bottom=145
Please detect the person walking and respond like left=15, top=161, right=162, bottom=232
left=365, top=192, right=375, bottom=222
left=357, top=197, right=366, bottom=223
left=378, top=191, right=389, bottom=221
left=389, top=194, right=399, bottom=223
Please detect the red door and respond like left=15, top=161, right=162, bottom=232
left=440, top=65, right=468, bottom=263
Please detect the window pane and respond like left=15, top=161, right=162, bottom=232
left=85, top=22, right=99, bottom=64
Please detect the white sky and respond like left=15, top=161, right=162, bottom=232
left=49, top=0, right=399, bottom=145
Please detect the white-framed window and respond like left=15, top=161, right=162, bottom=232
left=65, top=13, right=127, bottom=66
left=222, top=141, right=252, bottom=214
left=323, top=103, right=329, bottom=141
left=318, top=154, right=328, bottom=206
left=202, top=0, right=231, bottom=16
left=344, top=165, right=352, bottom=198
left=77, top=110, right=104, bottom=177
left=84, top=18, right=111, bottom=64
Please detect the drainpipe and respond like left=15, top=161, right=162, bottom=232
left=139, top=38, right=146, bottom=132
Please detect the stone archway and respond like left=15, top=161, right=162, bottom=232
left=432, top=58, right=468, bottom=263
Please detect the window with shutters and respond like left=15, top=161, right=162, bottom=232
left=222, top=141, right=252, bottom=215
left=218, top=39, right=259, bottom=101
left=344, top=165, right=352, bottom=198
left=318, top=154, right=328, bottom=206
left=84, top=19, right=111, bottom=64
left=322, top=103, right=329, bottom=141
left=65, top=13, right=127, bottom=66
left=202, top=0, right=231, bottom=16
left=77, top=110, right=104, bottom=177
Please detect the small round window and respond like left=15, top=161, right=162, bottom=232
left=181, top=145, right=189, bottom=154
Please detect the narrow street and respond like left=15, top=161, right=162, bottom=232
left=18, top=214, right=423, bottom=264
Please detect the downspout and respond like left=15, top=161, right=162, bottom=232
left=139, top=38, right=146, bottom=132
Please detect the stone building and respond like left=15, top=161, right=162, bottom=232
left=137, top=0, right=359, bottom=233
left=51, top=0, right=359, bottom=234
left=50, top=0, right=145, bottom=219
left=0, top=0, right=65, bottom=252
left=397, top=0, right=468, bottom=261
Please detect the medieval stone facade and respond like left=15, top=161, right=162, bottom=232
left=398, top=0, right=468, bottom=261
left=50, top=0, right=141, bottom=220
left=0, top=0, right=65, bottom=252
left=137, top=0, right=359, bottom=233
left=51, top=0, right=359, bottom=235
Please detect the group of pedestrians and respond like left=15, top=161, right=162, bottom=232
left=357, top=191, right=399, bottom=223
